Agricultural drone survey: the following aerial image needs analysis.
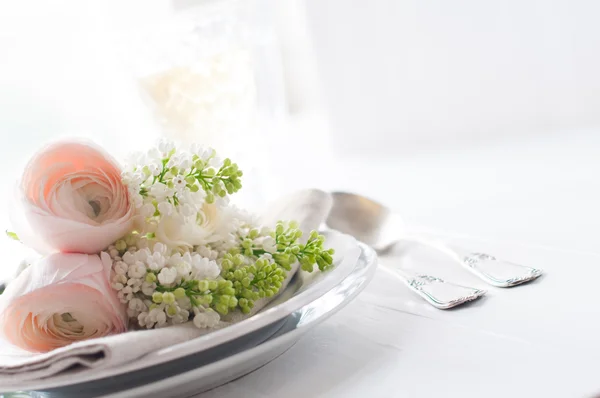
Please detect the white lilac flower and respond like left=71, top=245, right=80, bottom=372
left=147, top=163, right=161, bottom=177
left=157, top=139, right=175, bottom=156
left=175, top=262, right=192, bottom=279
left=172, top=175, right=186, bottom=192
left=261, top=236, right=277, bottom=254
left=140, top=203, right=155, bottom=218
left=149, top=307, right=168, bottom=328
left=193, top=309, right=220, bottom=329
left=158, top=267, right=178, bottom=285
left=153, top=242, right=168, bottom=256
left=177, top=154, right=191, bottom=170
left=171, top=309, right=190, bottom=324
left=122, top=252, right=136, bottom=266
left=180, top=203, right=195, bottom=217
left=149, top=183, right=173, bottom=201
left=141, top=281, right=156, bottom=296
left=191, top=256, right=220, bottom=280
left=135, top=248, right=151, bottom=262
left=128, top=298, right=146, bottom=313
left=158, top=201, right=174, bottom=216
left=114, top=261, right=128, bottom=275
left=128, top=262, right=146, bottom=279
left=195, top=245, right=219, bottom=261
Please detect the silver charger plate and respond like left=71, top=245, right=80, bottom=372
left=8, top=234, right=376, bottom=397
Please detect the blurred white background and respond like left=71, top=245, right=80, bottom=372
left=302, top=0, right=600, bottom=153
left=2, top=1, right=600, bottom=158
left=0, top=0, right=600, bottom=258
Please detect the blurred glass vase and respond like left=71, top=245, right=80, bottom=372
left=118, top=0, right=285, bottom=207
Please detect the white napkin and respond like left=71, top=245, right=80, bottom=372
left=0, top=189, right=333, bottom=383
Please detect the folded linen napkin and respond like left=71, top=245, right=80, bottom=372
left=0, top=189, right=333, bottom=384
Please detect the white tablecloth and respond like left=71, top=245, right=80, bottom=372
left=1, top=130, right=599, bottom=397
left=192, top=130, right=600, bottom=398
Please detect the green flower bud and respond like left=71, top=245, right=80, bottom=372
left=174, top=287, right=186, bottom=299
left=166, top=305, right=178, bottom=317
left=162, top=292, right=176, bottom=304
left=208, top=280, right=218, bottom=291
left=198, top=280, right=210, bottom=292
left=145, top=273, right=157, bottom=283
left=275, top=223, right=284, bottom=235
left=152, top=292, right=163, bottom=303
left=216, top=303, right=229, bottom=315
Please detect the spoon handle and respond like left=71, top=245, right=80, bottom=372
left=397, top=235, right=543, bottom=288
left=378, top=265, right=486, bottom=310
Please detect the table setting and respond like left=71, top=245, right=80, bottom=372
left=0, top=132, right=579, bottom=397
left=0, top=1, right=599, bottom=397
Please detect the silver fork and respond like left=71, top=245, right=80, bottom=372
left=326, top=191, right=543, bottom=288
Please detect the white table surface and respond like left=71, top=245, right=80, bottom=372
left=191, top=129, right=600, bottom=398
left=1, top=129, right=599, bottom=398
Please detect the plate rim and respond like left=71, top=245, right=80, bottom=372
left=101, top=240, right=378, bottom=398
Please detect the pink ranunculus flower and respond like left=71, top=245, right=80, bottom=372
left=0, top=252, right=127, bottom=353
left=11, top=140, right=134, bottom=254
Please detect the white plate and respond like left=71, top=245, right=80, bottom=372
left=5, top=231, right=375, bottom=395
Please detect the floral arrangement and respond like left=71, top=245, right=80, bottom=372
left=0, top=140, right=333, bottom=353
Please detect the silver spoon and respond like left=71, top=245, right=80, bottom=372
left=327, top=191, right=543, bottom=288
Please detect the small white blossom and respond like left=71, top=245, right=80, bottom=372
left=180, top=203, right=196, bottom=217
left=128, top=261, right=147, bottom=278
left=158, top=201, right=174, bottom=216
left=147, top=163, right=161, bottom=177
left=193, top=309, right=220, bottom=329
left=158, top=139, right=175, bottom=156
left=195, top=246, right=219, bottom=261
left=192, top=255, right=220, bottom=280
left=175, top=262, right=192, bottom=279
left=149, top=183, right=173, bottom=201
left=132, top=192, right=144, bottom=208
left=141, top=281, right=156, bottom=296
left=135, top=248, right=151, bottom=262
left=153, top=242, right=168, bottom=256
left=114, top=261, right=128, bottom=275
left=129, top=297, right=145, bottom=310
left=261, top=236, right=277, bottom=254
left=171, top=309, right=190, bottom=324
left=172, top=175, right=186, bottom=192
left=122, top=252, right=136, bottom=266
left=140, top=203, right=156, bottom=218
left=158, top=267, right=178, bottom=285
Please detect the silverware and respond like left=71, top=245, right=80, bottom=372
left=326, top=191, right=543, bottom=288
left=312, top=191, right=483, bottom=309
